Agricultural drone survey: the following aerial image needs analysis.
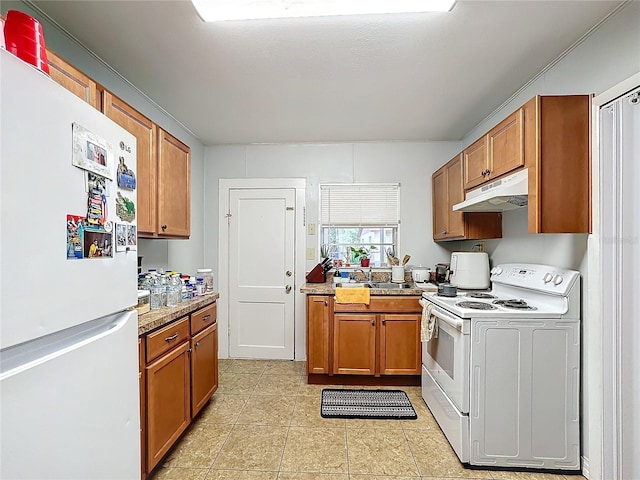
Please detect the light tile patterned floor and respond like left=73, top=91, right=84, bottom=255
left=150, top=359, right=586, bottom=480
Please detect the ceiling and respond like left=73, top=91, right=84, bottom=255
left=31, top=0, right=622, bottom=145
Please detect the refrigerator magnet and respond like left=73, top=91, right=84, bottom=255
left=86, top=171, right=110, bottom=196
left=72, top=123, right=114, bottom=180
left=86, top=187, right=107, bottom=227
left=115, top=192, right=136, bottom=222
left=84, top=228, right=113, bottom=258
left=116, top=156, right=136, bottom=190
left=127, top=225, right=137, bottom=251
left=116, top=223, right=128, bottom=252
left=66, top=214, right=85, bottom=259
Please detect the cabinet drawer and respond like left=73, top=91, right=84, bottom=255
left=191, top=303, right=217, bottom=335
left=146, top=316, right=190, bottom=363
left=334, top=296, right=421, bottom=313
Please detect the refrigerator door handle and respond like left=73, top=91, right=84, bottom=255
left=0, top=311, right=134, bottom=379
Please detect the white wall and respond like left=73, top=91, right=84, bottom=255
left=203, top=142, right=459, bottom=276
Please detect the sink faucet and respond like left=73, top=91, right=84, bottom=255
left=355, top=267, right=373, bottom=283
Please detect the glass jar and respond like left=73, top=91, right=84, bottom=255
left=196, top=268, right=214, bottom=293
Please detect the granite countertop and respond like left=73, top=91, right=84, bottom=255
left=137, top=293, right=219, bottom=335
left=300, top=278, right=425, bottom=296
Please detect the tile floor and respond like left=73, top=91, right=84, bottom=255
left=150, top=359, right=586, bottom=480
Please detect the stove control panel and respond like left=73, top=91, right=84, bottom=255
left=491, top=263, right=579, bottom=295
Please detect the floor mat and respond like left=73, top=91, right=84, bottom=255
left=320, top=388, right=417, bottom=420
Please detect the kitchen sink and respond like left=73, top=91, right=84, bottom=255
left=333, top=282, right=412, bottom=289
left=333, top=282, right=371, bottom=288
left=370, top=282, right=412, bottom=289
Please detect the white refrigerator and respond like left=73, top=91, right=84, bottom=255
left=0, top=50, right=140, bottom=479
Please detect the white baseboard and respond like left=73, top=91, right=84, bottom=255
left=582, top=455, right=590, bottom=479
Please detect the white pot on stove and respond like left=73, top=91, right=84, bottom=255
left=449, top=252, right=489, bottom=290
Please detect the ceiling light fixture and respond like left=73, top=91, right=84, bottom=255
left=192, top=0, right=456, bottom=22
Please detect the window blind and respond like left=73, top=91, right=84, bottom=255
left=320, top=183, right=400, bottom=226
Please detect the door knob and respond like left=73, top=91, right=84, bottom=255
left=285, top=285, right=292, bottom=293
left=286, top=270, right=292, bottom=277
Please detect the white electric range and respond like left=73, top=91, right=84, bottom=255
left=419, top=263, right=581, bottom=472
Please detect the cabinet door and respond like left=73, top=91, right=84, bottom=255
left=432, top=166, right=449, bottom=240
left=333, top=314, right=376, bottom=375
left=463, top=136, right=489, bottom=190
left=157, top=130, right=190, bottom=237
left=146, top=341, right=190, bottom=472
left=445, top=155, right=466, bottom=238
left=379, top=314, right=421, bottom=375
left=191, top=323, right=218, bottom=417
left=47, top=49, right=99, bottom=109
left=103, top=91, right=157, bottom=236
left=487, top=109, right=524, bottom=180
left=138, top=338, right=146, bottom=479
left=307, top=296, right=330, bottom=374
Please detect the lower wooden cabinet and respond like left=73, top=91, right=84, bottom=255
left=146, top=340, right=191, bottom=472
left=306, top=295, right=331, bottom=374
left=333, top=312, right=421, bottom=376
left=379, top=314, right=422, bottom=375
left=333, top=313, right=377, bottom=375
left=140, top=301, right=218, bottom=477
left=306, top=295, right=422, bottom=379
left=191, top=322, right=218, bottom=416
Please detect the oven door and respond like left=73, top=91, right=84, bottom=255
left=420, top=301, right=470, bottom=413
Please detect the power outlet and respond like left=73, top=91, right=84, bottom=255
left=306, top=247, right=316, bottom=260
left=307, top=223, right=316, bottom=235
left=473, top=242, right=485, bottom=252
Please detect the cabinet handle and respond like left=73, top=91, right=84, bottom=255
left=164, top=333, right=179, bottom=342
left=161, top=224, right=167, bottom=231
left=194, top=341, right=200, bottom=348
left=285, top=285, right=292, bottom=293
left=441, top=230, right=447, bottom=235
left=324, top=300, right=328, bottom=306
left=382, top=319, right=386, bottom=324
left=371, top=320, right=375, bottom=325
left=202, top=315, right=211, bottom=322
left=187, top=348, right=192, bottom=354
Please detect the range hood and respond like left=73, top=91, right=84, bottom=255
left=453, top=168, right=528, bottom=212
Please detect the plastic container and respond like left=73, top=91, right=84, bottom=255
left=195, top=277, right=206, bottom=296
left=196, top=268, right=214, bottom=293
left=136, top=290, right=150, bottom=315
left=3, top=10, right=50, bottom=74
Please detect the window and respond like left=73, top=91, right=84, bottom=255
left=319, top=183, right=400, bottom=265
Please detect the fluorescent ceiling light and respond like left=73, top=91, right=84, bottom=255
left=192, top=0, right=456, bottom=22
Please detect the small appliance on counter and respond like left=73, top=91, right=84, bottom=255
left=306, top=257, right=333, bottom=283
left=449, top=252, right=490, bottom=290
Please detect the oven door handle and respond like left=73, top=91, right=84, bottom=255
left=420, top=299, right=466, bottom=333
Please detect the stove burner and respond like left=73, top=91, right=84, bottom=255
left=456, top=301, right=498, bottom=310
left=466, top=292, right=497, bottom=299
left=493, top=299, right=537, bottom=310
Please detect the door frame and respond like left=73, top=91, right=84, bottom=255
left=218, top=178, right=306, bottom=360
left=588, top=72, right=640, bottom=480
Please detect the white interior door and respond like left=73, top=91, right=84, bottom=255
left=228, top=188, right=295, bottom=359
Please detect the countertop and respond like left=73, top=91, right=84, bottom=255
left=300, top=279, right=427, bottom=296
left=137, top=293, right=219, bottom=335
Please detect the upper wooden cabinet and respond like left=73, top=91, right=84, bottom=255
left=524, top=95, right=591, bottom=233
left=46, top=49, right=99, bottom=109
left=102, top=91, right=157, bottom=235
left=463, top=109, right=524, bottom=190
left=445, top=94, right=591, bottom=234
left=102, top=92, right=191, bottom=238
left=432, top=154, right=502, bottom=242
left=157, top=130, right=191, bottom=237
